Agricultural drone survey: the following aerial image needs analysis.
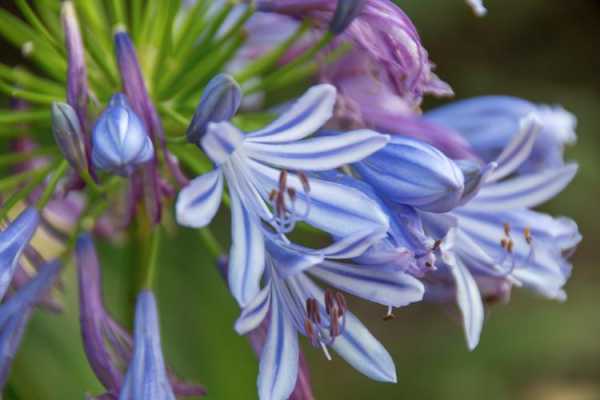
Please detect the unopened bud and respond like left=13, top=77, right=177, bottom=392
left=52, top=102, right=87, bottom=173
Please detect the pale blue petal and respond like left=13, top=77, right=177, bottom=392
left=175, top=169, right=223, bottom=228
left=246, top=84, right=336, bottom=143
left=310, top=261, right=424, bottom=307
left=245, top=130, right=389, bottom=171
left=258, top=289, right=299, bottom=400
left=456, top=160, right=497, bottom=205
left=467, top=163, right=578, bottom=211
left=201, top=121, right=244, bottom=165
left=266, top=239, right=323, bottom=279
left=235, top=284, right=271, bottom=335
left=228, top=189, right=266, bottom=307
left=319, top=228, right=388, bottom=259
left=249, top=160, right=390, bottom=237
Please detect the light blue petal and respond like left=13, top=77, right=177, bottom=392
left=310, top=261, right=424, bottom=307
left=0, top=208, right=39, bottom=301
left=228, top=188, right=266, bottom=307
left=354, top=136, right=465, bottom=213
left=235, top=284, right=271, bottom=335
left=201, top=121, right=244, bottom=165
left=265, top=239, right=323, bottom=279
left=258, top=288, right=299, bottom=400
left=245, top=130, right=389, bottom=171
left=456, top=160, right=497, bottom=205
left=175, top=169, right=223, bottom=228
left=319, top=228, right=388, bottom=259
left=467, top=163, right=578, bottom=211
left=249, top=160, right=390, bottom=237
left=246, top=84, right=336, bottom=143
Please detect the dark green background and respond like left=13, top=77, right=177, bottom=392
left=6, top=0, right=600, bottom=399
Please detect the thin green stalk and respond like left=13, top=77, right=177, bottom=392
left=36, top=160, right=69, bottom=209
left=0, top=81, right=60, bottom=105
left=0, top=147, right=57, bottom=168
left=15, top=0, right=63, bottom=53
left=0, top=169, right=42, bottom=192
left=109, top=0, right=126, bottom=26
left=200, top=228, right=223, bottom=259
left=0, top=162, right=55, bottom=221
left=142, top=228, right=161, bottom=289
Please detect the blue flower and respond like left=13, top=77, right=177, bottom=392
left=420, top=115, right=580, bottom=350
left=176, top=84, right=391, bottom=306
left=352, top=135, right=467, bottom=213
left=91, top=93, right=154, bottom=176
left=119, top=291, right=175, bottom=400
left=234, top=236, right=424, bottom=400
left=0, top=261, right=61, bottom=387
left=425, top=96, right=577, bottom=174
left=0, top=208, right=39, bottom=302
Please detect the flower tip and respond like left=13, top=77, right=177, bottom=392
left=51, top=101, right=87, bottom=173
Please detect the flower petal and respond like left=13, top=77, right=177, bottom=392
left=175, top=169, right=223, bottom=228
left=258, top=288, right=299, bottom=400
left=246, top=84, right=337, bottom=143
left=310, top=261, right=424, bottom=307
left=228, top=188, right=266, bottom=307
left=265, top=239, right=324, bottom=279
left=235, top=284, right=271, bottom=335
left=245, top=130, right=389, bottom=171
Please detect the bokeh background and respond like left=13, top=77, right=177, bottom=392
left=3, top=0, right=600, bottom=399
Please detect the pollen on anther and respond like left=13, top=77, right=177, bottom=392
left=524, top=227, right=533, bottom=245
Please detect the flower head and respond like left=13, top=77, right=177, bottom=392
left=91, top=94, right=154, bottom=176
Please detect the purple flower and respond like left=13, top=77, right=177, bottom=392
left=0, top=261, right=62, bottom=387
left=0, top=208, right=40, bottom=301
left=75, top=235, right=205, bottom=398
left=52, top=102, right=88, bottom=173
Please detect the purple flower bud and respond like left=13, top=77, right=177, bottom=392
left=187, top=74, right=242, bottom=145
left=61, top=1, right=88, bottom=127
left=0, top=208, right=39, bottom=302
left=0, top=260, right=61, bottom=388
left=329, top=0, right=366, bottom=34
left=52, top=102, right=87, bottom=173
left=91, top=94, right=154, bottom=176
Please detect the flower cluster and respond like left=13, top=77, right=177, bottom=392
left=0, top=1, right=579, bottom=399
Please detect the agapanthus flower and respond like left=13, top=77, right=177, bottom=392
left=76, top=234, right=205, bottom=399
left=0, top=208, right=40, bottom=301
left=177, top=81, right=390, bottom=306
left=0, top=260, right=62, bottom=387
left=425, top=96, right=578, bottom=173
left=91, top=93, right=155, bottom=176
left=419, top=116, right=580, bottom=349
left=235, top=235, right=424, bottom=399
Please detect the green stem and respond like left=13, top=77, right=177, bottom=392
left=142, top=227, right=161, bottom=289
left=200, top=228, right=223, bottom=259
left=36, top=160, right=69, bottom=209
left=80, top=168, right=104, bottom=195
left=0, top=162, right=55, bottom=221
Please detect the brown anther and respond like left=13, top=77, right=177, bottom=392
left=298, top=171, right=311, bottom=193
left=304, top=318, right=315, bottom=341
left=287, top=187, right=296, bottom=202
left=503, top=223, right=511, bottom=237
left=500, top=238, right=508, bottom=249
left=279, top=170, right=288, bottom=192
left=306, top=298, right=320, bottom=324
left=524, top=227, right=532, bottom=245
left=335, top=292, right=347, bottom=315
left=432, top=240, right=442, bottom=251
left=383, top=312, right=396, bottom=321
left=425, top=261, right=433, bottom=268
left=329, top=308, right=340, bottom=338
left=269, top=189, right=277, bottom=202
left=324, top=289, right=335, bottom=315
left=507, top=240, right=514, bottom=253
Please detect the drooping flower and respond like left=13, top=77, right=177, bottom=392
left=419, top=115, right=580, bottom=349
left=0, top=260, right=62, bottom=387
left=425, top=96, right=577, bottom=174
left=235, top=236, right=424, bottom=400
left=119, top=291, right=176, bottom=400
left=176, top=82, right=391, bottom=306
left=91, top=93, right=154, bottom=176
left=76, top=235, right=205, bottom=399
left=0, top=207, right=40, bottom=301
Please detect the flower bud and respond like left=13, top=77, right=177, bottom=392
left=187, top=74, right=242, bottom=145
left=329, top=0, right=366, bottom=34
left=52, top=102, right=87, bottom=173
left=91, top=94, right=154, bottom=176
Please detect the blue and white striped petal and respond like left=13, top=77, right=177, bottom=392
left=201, top=121, right=244, bottom=165
left=245, top=130, right=389, bottom=171
left=235, top=284, right=271, bottom=335
left=250, top=161, right=390, bottom=237
left=228, top=189, right=266, bottom=307
left=265, top=239, right=324, bottom=279
left=258, top=287, right=299, bottom=400
left=309, top=261, right=424, bottom=307
left=246, top=84, right=337, bottom=144
left=175, top=169, right=224, bottom=228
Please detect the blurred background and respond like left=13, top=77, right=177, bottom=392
left=4, top=0, right=600, bottom=399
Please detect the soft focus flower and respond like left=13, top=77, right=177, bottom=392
left=0, top=260, right=62, bottom=387
left=76, top=235, right=205, bottom=399
left=425, top=96, right=577, bottom=174
left=119, top=291, right=175, bottom=400
left=235, top=236, right=423, bottom=399
left=0, top=208, right=40, bottom=301
left=91, top=93, right=154, bottom=176
left=177, top=83, right=390, bottom=306
left=52, top=102, right=87, bottom=173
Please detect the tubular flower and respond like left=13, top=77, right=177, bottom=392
left=0, top=261, right=62, bottom=387
left=91, top=94, right=154, bottom=176
left=235, top=236, right=424, bottom=400
left=419, top=116, right=580, bottom=349
left=176, top=83, right=390, bottom=306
